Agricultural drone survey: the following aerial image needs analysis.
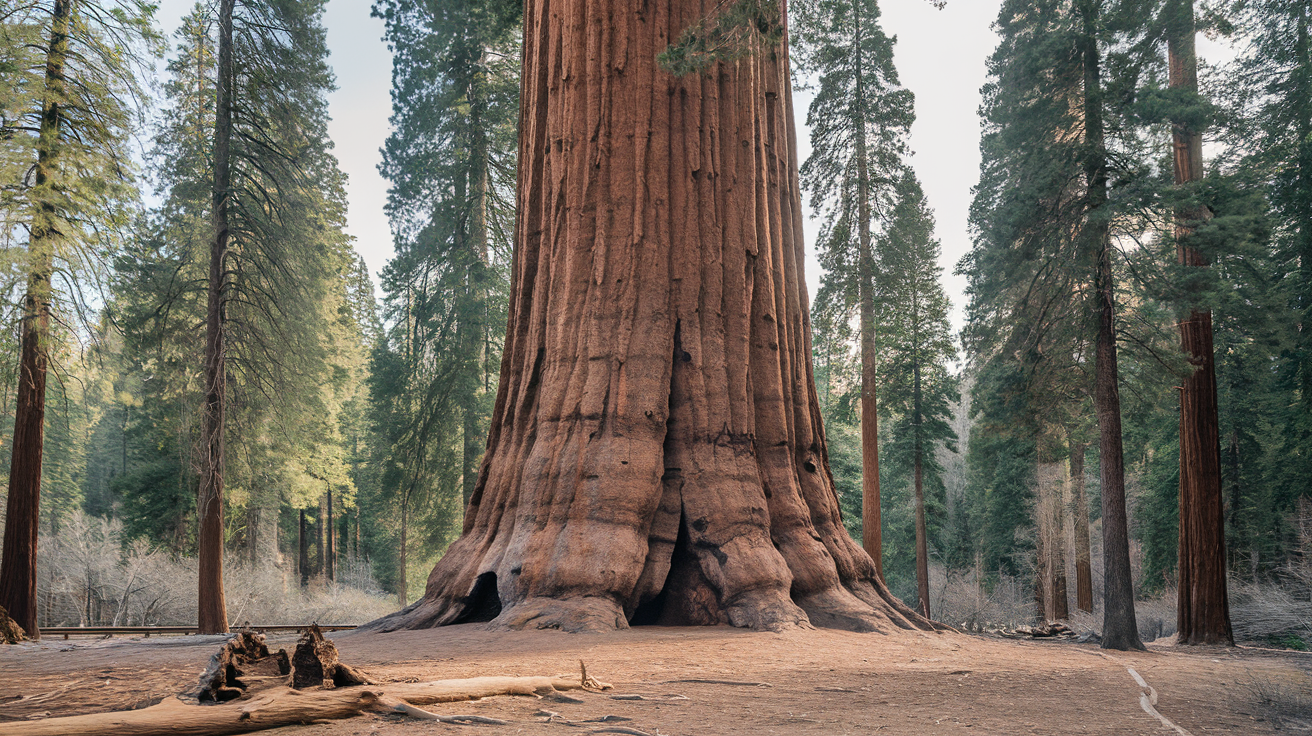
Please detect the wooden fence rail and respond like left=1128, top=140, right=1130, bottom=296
left=39, top=625, right=356, bottom=640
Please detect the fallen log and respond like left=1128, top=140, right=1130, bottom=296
left=3, top=674, right=606, bottom=736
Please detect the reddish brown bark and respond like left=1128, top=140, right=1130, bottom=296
left=1068, top=439, right=1093, bottom=613
left=1050, top=483, right=1069, bottom=621
left=912, top=364, right=929, bottom=619
left=197, top=0, right=234, bottom=635
left=363, top=0, right=936, bottom=633
left=326, top=489, right=335, bottom=583
left=1167, top=0, right=1232, bottom=647
left=854, top=3, right=881, bottom=580
left=1081, top=0, right=1141, bottom=650
left=299, top=508, right=309, bottom=588
left=0, top=0, right=73, bottom=642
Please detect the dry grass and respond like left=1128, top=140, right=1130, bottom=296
left=34, top=510, right=396, bottom=627
left=1239, top=672, right=1312, bottom=732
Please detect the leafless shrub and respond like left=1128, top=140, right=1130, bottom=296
left=35, top=510, right=395, bottom=627
left=1238, top=672, right=1312, bottom=732
left=931, top=560, right=1037, bottom=632
left=1231, top=501, right=1312, bottom=648
left=1231, top=579, right=1312, bottom=646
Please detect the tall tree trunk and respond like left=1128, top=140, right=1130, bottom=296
left=1068, top=437, right=1093, bottom=612
left=361, top=0, right=936, bottom=634
left=1034, top=454, right=1050, bottom=621
left=0, top=0, right=72, bottom=642
left=1167, top=0, right=1232, bottom=647
left=315, top=495, right=325, bottom=579
left=1080, top=0, right=1142, bottom=650
left=325, top=488, right=334, bottom=583
left=298, top=509, right=309, bottom=588
left=1051, top=465, right=1069, bottom=621
left=398, top=498, right=408, bottom=608
left=197, top=0, right=234, bottom=635
left=912, top=360, right=929, bottom=619
left=853, top=0, right=882, bottom=579
left=247, top=505, right=258, bottom=565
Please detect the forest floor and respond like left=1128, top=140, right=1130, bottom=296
left=2, top=623, right=1310, bottom=735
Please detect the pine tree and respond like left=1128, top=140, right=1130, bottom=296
left=0, top=0, right=159, bottom=639
left=370, top=0, right=520, bottom=603
left=792, top=0, right=914, bottom=574
left=1159, top=0, right=1233, bottom=647
left=962, top=0, right=1088, bottom=581
left=875, top=173, right=958, bottom=618
left=962, top=0, right=1149, bottom=647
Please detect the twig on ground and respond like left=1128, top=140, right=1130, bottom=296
left=664, top=679, right=771, bottom=687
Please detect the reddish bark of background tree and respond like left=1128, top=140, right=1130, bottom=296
left=1167, top=0, right=1232, bottom=647
left=363, top=0, right=937, bottom=633
left=1068, top=438, right=1093, bottom=613
left=0, top=0, right=72, bottom=642
left=196, top=0, right=234, bottom=635
left=1081, top=0, right=1141, bottom=650
left=912, top=364, right=929, bottom=619
left=856, top=58, right=882, bottom=580
left=326, top=489, right=335, bottom=582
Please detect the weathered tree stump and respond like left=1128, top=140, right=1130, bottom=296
left=291, top=624, right=370, bottom=689
left=194, top=631, right=290, bottom=702
left=0, top=603, right=26, bottom=644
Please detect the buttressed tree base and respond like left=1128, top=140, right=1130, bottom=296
left=364, top=0, right=938, bottom=634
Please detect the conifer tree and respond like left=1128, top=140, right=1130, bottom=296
left=142, top=0, right=355, bottom=632
left=963, top=0, right=1145, bottom=647
left=1162, top=0, right=1233, bottom=647
left=793, top=0, right=913, bottom=574
left=371, top=0, right=519, bottom=603
left=875, top=173, right=957, bottom=618
left=0, top=0, right=159, bottom=639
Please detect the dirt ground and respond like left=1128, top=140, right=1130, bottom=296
left=2, top=624, right=1310, bottom=735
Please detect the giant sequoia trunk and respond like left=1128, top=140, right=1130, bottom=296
left=0, top=0, right=72, bottom=641
left=364, top=0, right=935, bottom=634
left=1167, top=0, right=1232, bottom=647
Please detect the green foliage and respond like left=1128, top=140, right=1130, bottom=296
left=874, top=175, right=959, bottom=603
left=658, top=0, right=784, bottom=77
left=369, top=0, right=519, bottom=596
left=77, top=1, right=377, bottom=569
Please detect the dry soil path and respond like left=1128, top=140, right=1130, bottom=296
left=2, top=625, right=1309, bottom=734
